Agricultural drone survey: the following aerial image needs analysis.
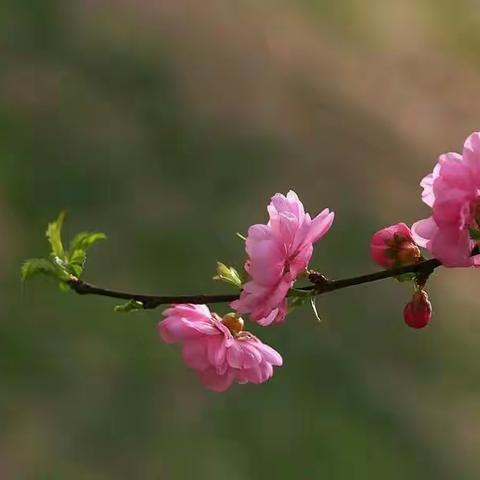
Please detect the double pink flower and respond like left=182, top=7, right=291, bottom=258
left=412, top=132, right=480, bottom=267
left=159, top=304, right=283, bottom=392
left=231, top=191, right=334, bottom=325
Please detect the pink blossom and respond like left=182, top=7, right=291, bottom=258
left=231, top=191, right=334, bottom=326
left=158, top=304, right=283, bottom=392
left=403, top=290, right=432, bottom=329
left=370, top=223, right=421, bottom=268
left=412, top=132, right=480, bottom=267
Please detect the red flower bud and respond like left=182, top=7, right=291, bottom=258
left=403, top=290, right=432, bottom=329
left=370, top=223, right=421, bottom=268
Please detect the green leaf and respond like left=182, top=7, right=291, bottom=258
left=68, top=232, right=107, bottom=257
left=69, top=249, right=87, bottom=276
left=66, top=232, right=107, bottom=277
left=46, top=211, right=66, bottom=259
left=310, top=296, right=322, bottom=322
left=21, top=258, right=58, bottom=282
left=22, top=212, right=106, bottom=288
left=114, top=300, right=145, bottom=313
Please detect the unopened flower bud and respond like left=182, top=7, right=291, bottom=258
left=403, top=290, right=432, bottom=329
left=222, top=313, right=244, bottom=336
left=370, top=223, right=421, bottom=268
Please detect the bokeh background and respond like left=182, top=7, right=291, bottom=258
left=2, top=1, right=480, bottom=478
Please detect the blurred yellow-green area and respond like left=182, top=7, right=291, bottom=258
left=2, top=1, right=480, bottom=478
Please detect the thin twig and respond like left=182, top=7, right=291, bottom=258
left=67, top=279, right=239, bottom=309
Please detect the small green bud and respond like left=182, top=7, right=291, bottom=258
left=114, top=300, right=144, bottom=313
left=213, top=262, right=242, bottom=288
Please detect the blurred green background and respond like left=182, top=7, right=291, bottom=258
left=2, top=0, right=480, bottom=478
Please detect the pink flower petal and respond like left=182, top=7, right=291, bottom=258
left=226, top=341, right=243, bottom=368
left=182, top=339, right=210, bottom=371
left=162, top=304, right=211, bottom=321
left=307, top=209, right=335, bottom=244
left=411, top=217, right=438, bottom=248
left=207, top=336, right=227, bottom=366
left=256, top=300, right=289, bottom=326
left=250, top=340, right=283, bottom=366
left=198, top=367, right=235, bottom=392
left=289, top=244, right=313, bottom=278
left=238, top=341, right=263, bottom=368
left=463, top=132, right=480, bottom=183
left=420, top=163, right=441, bottom=207
left=430, top=226, right=474, bottom=267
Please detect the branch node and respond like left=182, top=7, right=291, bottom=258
left=308, top=271, right=329, bottom=286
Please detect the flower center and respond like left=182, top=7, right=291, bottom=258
left=222, top=313, right=244, bottom=336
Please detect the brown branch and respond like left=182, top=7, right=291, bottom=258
left=67, top=279, right=239, bottom=310
left=308, top=258, right=440, bottom=294
left=67, top=256, right=443, bottom=310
